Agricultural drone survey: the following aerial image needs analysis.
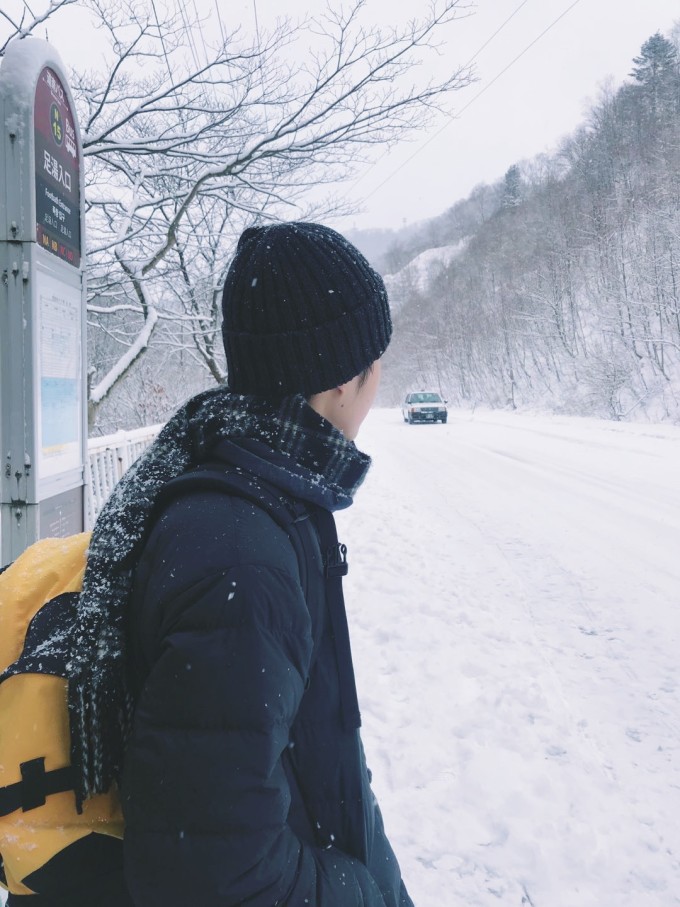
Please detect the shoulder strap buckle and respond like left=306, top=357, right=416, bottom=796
left=324, top=543, right=348, bottom=578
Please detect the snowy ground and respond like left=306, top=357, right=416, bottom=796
left=339, top=407, right=680, bottom=907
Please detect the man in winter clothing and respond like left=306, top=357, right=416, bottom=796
left=68, top=222, right=414, bottom=906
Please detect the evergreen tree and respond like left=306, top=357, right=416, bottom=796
left=501, top=164, right=522, bottom=209
left=630, top=32, right=680, bottom=121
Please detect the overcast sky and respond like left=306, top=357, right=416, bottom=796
left=321, top=0, right=680, bottom=233
left=6, top=0, right=680, bottom=233
left=241, top=0, right=680, bottom=234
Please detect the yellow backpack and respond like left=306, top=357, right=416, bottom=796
left=0, top=534, right=124, bottom=898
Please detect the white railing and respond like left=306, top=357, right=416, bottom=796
left=0, top=426, right=161, bottom=560
left=86, top=424, right=162, bottom=527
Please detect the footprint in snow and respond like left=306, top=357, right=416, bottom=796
left=578, top=625, right=598, bottom=636
left=545, top=744, right=568, bottom=759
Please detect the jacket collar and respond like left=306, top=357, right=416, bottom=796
left=208, top=397, right=370, bottom=512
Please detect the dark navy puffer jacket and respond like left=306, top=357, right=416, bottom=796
left=121, top=438, right=414, bottom=907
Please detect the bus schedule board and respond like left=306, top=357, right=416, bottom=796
left=34, top=66, right=81, bottom=267
left=38, top=269, right=82, bottom=481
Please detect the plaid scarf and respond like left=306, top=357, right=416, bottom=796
left=68, top=387, right=370, bottom=807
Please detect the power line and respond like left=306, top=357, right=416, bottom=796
left=214, top=0, right=228, bottom=48
left=252, top=0, right=269, bottom=131
left=252, top=0, right=262, bottom=50
left=252, top=0, right=274, bottom=213
left=460, top=0, right=533, bottom=70
left=455, top=0, right=583, bottom=122
left=361, top=0, right=583, bottom=204
left=347, top=0, right=533, bottom=194
left=177, top=2, right=202, bottom=73
left=191, top=0, right=212, bottom=69
left=150, top=0, right=176, bottom=90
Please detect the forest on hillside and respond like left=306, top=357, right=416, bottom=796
left=381, top=31, right=680, bottom=422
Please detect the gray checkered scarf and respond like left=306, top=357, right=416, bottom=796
left=68, top=387, right=370, bottom=807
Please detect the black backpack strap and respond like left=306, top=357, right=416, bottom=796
left=156, top=467, right=311, bottom=598
left=308, top=505, right=361, bottom=732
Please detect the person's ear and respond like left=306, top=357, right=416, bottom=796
left=336, top=382, right=348, bottom=407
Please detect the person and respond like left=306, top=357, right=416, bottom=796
left=67, top=222, right=414, bottom=906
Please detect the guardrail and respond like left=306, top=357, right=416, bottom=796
left=86, top=424, right=162, bottom=527
left=0, top=426, right=161, bottom=561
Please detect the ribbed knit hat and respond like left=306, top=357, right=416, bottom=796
left=221, top=222, right=392, bottom=397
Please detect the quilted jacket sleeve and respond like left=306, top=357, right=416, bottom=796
left=121, top=555, right=390, bottom=907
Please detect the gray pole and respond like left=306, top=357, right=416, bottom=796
left=0, top=39, right=87, bottom=566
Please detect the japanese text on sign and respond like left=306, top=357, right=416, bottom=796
left=34, top=66, right=81, bottom=267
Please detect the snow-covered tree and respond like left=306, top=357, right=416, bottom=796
left=0, top=0, right=76, bottom=55
left=630, top=31, right=680, bottom=120
left=381, top=28, right=680, bottom=422
left=500, top=164, right=522, bottom=209
left=2, top=0, right=474, bottom=430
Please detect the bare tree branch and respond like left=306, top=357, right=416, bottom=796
left=0, top=0, right=77, bottom=55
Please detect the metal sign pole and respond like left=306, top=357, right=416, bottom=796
left=0, top=39, right=87, bottom=566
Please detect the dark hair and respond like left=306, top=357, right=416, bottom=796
left=305, top=362, right=375, bottom=403
left=357, top=363, right=374, bottom=389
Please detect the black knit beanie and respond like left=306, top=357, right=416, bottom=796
left=221, top=222, right=392, bottom=397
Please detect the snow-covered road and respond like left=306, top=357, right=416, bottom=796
left=340, top=408, right=680, bottom=907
